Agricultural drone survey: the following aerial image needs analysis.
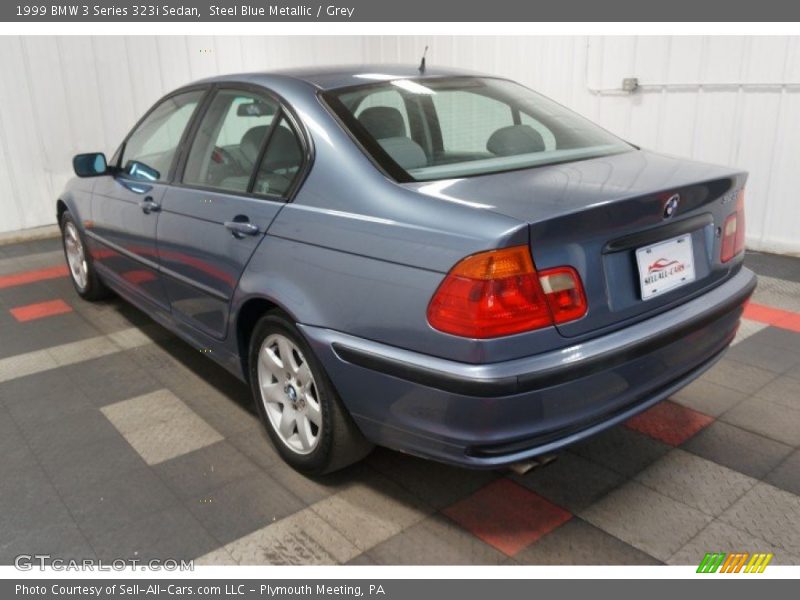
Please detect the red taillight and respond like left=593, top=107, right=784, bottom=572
left=427, top=246, right=587, bottom=338
left=721, top=190, right=746, bottom=263
left=538, top=266, right=588, bottom=324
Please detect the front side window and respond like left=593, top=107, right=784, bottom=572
left=325, top=77, right=632, bottom=182
left=120, top=90, right=204, bottom=182
left=182, top=90, right=279, bottom=194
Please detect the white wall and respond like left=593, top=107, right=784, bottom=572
left=1, top=35, right=798, bottom=254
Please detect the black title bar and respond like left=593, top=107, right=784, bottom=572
left=3, top=0, right=800, bottom=22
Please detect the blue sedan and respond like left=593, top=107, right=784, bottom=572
left=59, top=65, right=756, bottom=473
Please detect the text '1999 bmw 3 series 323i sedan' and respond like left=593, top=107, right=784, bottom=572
left=59, top=65, right=756, bottom=474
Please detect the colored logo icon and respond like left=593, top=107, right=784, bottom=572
left=697, top=552, right=773, bottom=573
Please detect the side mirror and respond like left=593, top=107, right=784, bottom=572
left=73, top=153, right=108, bottom=177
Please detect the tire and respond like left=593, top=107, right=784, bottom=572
left=60, top=211, right=111, bottom=301
left=248, top=310, right=372, bottom=474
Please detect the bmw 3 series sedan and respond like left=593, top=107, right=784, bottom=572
left=59, top=65, right=756, bottom=474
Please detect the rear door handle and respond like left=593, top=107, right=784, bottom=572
left=140, top=197, right=161, bottom=214
left=224, top=220, right=260, bottom=239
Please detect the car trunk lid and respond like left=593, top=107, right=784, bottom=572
left=406, top=150, right=747, bottom=337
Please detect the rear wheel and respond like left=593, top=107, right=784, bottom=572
left=248, top=311, right=372, bottom=474
left=60, top=211, right=111, bottom=301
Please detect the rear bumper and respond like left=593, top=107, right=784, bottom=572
left=300, top=267, right=757, bottom=467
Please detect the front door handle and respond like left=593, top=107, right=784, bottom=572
left=224, top=219, right=260, bottom=239
left=140, top=197, right=161, bottom=214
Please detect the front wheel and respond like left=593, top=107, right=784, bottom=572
left=248, top=311, right=372, bottom=474
left=61, top=211, right=111, bottom=301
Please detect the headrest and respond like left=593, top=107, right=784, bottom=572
left=358, top=106, right=406, bottom=140
left=378, top=137, right=427, bottom=170
left=487, top=124, right=545, bottom=156
left=241, top=125, right=269, bottom=165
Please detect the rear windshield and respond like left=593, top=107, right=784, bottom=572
left=323, top=76, right=633, bottom=182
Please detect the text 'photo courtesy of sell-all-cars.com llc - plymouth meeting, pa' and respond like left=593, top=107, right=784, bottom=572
left=59, top=63, right=755, bottom=476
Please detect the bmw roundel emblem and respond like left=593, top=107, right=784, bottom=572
left=663, top=194, right=680, bottom=219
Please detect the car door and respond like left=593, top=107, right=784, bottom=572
left=157, top=86, right=307, bottom=339
left=89, top=88, right=207, bottom=309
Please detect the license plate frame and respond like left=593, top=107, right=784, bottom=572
left=635, top=233, right=696, bottom=301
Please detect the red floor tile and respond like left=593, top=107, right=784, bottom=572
left=744, top=302, right=800, bottom=333
left=625, top=400, right=714, bottom=446
left=442, top=478, right=572, bottom=556
left=0, top=264, right=68, bottom=289
left=10, top=299, right=73, bottom=322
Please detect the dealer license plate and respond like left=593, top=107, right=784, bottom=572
left=635, top=233, right=696, bottom=300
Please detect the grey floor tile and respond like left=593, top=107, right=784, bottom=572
left=0, top=466, right=75, bottom=543
left=0, top=367, right=71, bottom=407
left=721, top=396, right=800, bottom=446
left=699, top=358, right=777, bottom=395
left=367, top=447, right=498, bottom=509
left=751, top=327, right=800, bottom=355
left=765, top=450, right=800, bottom=496
left=5, top=382, right=92, bottom=434
left=310, top=476, right=432, bottom=551
left=669, top=519, right=799, bottom=566
left=580, top=481, right=712, bottom=562
left=754, top=376, right=800, bottom=410
left=515, top=518, right=660, bottom=565
left=732, top=318, right=768, bottom=346
left=725, top=338, right=800, bottom=375
left=0, top=423, right=40, bottom=479
left=570, top=426, right=671, bottom=477
left=154, top=441, right=260, bottom=500
left=89, top=505, right=219, bottom=562
left=511, top=452, right=623, bottom=513
left=0, top=521, right=96, bottom=566
left=25, top=407, right=122, bottom=459
left=682, top=421, right=793, bottom=479
left=182, top=394, right=259, bottom=440
left=750, top=275, right=800, bottom=312
left=670, top=378, right=748, bottom=417
left=227, top=427, right=284, bottom=471
left=225, top=507, right=360, bottom=565
left=193, top=547, right=238, bottom=565
left=746, top=252, right=800, bottom=284
left=265, top=461, right=374, bottom=507
left=39, top=435, right=148, bottom=498
left=345, top=553, right=378, bottom=565
left=367, top=514, right=506, bottom=565
left=634, top=449, right=756, bottom=516
left=62, top=466, right=180, bottom=535
left=187, top=472, right=305, bottom=545
left=719, top=482, right=800, bottom=556
left=0, top=313, right=99, bottom=360
left=0, top=237, right=62, bottom=258
left=67, top=351, right=162, bottom=407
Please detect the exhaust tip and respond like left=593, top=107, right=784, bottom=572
left=506, top=453, right=559, bottom=476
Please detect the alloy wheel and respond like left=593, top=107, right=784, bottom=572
left=64, top=221, right=88, bottom=290
left=256, top=333, right=322, bottom=455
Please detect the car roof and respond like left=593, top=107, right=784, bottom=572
left=197, top=64, right=489, bottom=91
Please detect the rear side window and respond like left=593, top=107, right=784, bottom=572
left=182, top=90, right=279, bottom=194
left=252, top=117, right=304, bottom=197
left=121, top=90, right=204, bottom=182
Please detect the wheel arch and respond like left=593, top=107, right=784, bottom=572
left=56, top=199, right=69, bottom=226
left=235, top=295, right=297, bottom=383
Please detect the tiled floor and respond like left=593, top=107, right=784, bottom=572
left=0, top=240, right=799, bottom=566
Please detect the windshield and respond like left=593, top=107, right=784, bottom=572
left=324, top=76, right=634, bottom=182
